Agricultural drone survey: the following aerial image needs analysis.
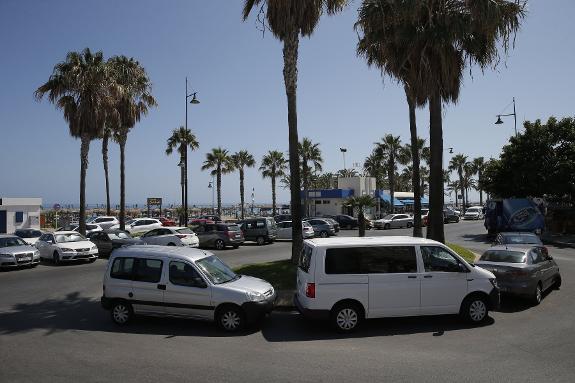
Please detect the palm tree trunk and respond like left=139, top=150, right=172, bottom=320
left=239, top=168, right=245, bottom=220
left=478, top=170, right=483, bottom=205
left=119, top=137, right=126, bottom=231
left=283, top=31, right=303, bottom=264
left=217, top=166, right=222, bottom=217
left=359, top=210, right=365, bottom=237
left=459, top=171, right=465, bottom=213
left=79, top=133, right=90, bottom=236
left=407, top=92, right=423, bottom=237
left=302, top=159, right=308, bottom=217
left=102, top=132, right=111, bottom=216
left=427, top=92, right=445, bottom=243
left=389, top=160, right=395, bottom=214
left=271, top=173, right=277, bottom=218
left=184, top=146, right=188, bottom=225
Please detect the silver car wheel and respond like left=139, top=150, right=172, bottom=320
left=469, top=300, right=487, bottom=322
left=535, top=285, right=542, bottom=304
left=336, top=308, right=358, bottom=330
left=112, top=304, right=130, bottom=324
left=221, top=311, right=241, bottom=330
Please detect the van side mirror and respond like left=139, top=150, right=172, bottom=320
left=193, top=277, right=207, bottom=288
left=458, top=263, right=469, bottom=273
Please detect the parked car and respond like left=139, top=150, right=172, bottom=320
left=141, top=227, right=199, bottom=248
left=87, top=230, right=143, bottom=257
left=111, top=218, right=162, bottom=234
left=423, top=209, right=460, bottom=226
left=0, top=234, right=41, bottom=268
left=304, top=218, right=336, bottom=238
left=373, top=214, right=413, bottom=230
left=294, top=237, right=499, bottom=332
left=331, top=215, right=359, bottom=230
left=159, top=217, right=177, bottom=227
left=198, top=215, right=222, bottom=222
left=35, top=231, right=98, bottom=264
left=493, top=232, right=547, bottom=252
left=70, top=223, right=103, bottom=234
left=277, top=220, right=315, bottom=240
left=274, top=214, right=292, bottom=223
left=14, top=228, right=44, bottom=245
left=189, top=218, right=215, bottom=226
left=194, top=223, right=245, bottom=250
left=238, top=218, right=278, bottom=245
left=87, top=216, right=120, bottom=230
left=462, top=206, right=485, bottom=220
left=475, top=246, right=560, bottom=304
left=101, top=246, right=276, bottom=331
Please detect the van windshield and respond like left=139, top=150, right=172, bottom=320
left=196, top=255, right=239, bottom=284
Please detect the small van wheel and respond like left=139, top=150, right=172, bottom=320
left=214, top=239, right=225, bottom=250
left=256, top=236, right=265, bottom=245
left=533, top=283, right=543, bottom=305
left=216, top=305, right=244, bottom=332
left=53, top=251, right=60, bottom=265
left=331, top=302, right=363, bottom=332
left=111, top=301, right=133, bottom=325
left=384, top=223, right=390, bottom=230
left=460, top=295, right=489, bottom=324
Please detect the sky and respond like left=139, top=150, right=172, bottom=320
left=1, top=0, right=574, bottom=208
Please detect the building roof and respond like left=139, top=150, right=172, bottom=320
left=112, top=245, right=213, bottom=262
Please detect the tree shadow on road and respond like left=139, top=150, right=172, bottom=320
left=461, top=233, right=494, bottom=245
left=0, top=292, right=256, bottom=338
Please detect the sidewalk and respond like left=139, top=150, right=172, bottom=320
left=542, top=233, right=575, bottom=249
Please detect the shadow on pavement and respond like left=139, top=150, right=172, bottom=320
left=261, top=311, right=494, bottom=342
left=0, top=292, right=256, bottom=338
left=461, top=233, right=494, bottom=245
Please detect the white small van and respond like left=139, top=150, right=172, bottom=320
left=101, top=246, right=276, bottom=331
left=294, top=237, right=499, bottom=332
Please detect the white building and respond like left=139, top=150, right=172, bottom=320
left=0, top=197, right=42, bottom=234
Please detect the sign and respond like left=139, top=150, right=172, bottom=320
left=457, top=195, right=463, bottom=200
left=147, top=198, right=162, bottom=205
left=53, top=203, right=61, bottom=211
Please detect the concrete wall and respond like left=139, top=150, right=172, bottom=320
left=0, top=198, right=42, bottom=233
left=338, top=177, right=377, bottom=196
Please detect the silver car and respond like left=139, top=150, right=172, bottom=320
left=305, top=218, right=336, bottom=238
left=277, top=221, right=315, bottom=240
left=373, top=214, right=414, bottom=230
left=0, top=234, right=41, bottom=268
left=476, top=245, right=561, bottom=305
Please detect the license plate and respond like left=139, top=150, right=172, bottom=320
left=19, top=257, right=32, bottom=261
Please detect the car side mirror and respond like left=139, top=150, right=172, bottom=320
left=458, top=263, right=469, bottom=273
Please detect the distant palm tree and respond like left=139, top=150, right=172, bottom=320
left=202, top=147, right=233, bottom=217
left=242, top=0, right=347, bottom=264
left=420, top=166, right=430, bottom=196
left=363, top=151, right=386, bottom=189
left=337, top=168, right=358, bottom=178
left=101, top=126, right=112, bottom=215
left=166, top=126, right=200, bottom=224
left=108, top=55, right=157, bottom=230
left=449, top=154, right=468, bottom=211
left=260, top=151, right=288, bottom=218
left=313, top=172, right=336, bottom=189
left=375, top=134, right=406, bottom=213
left=471, top=157, right=486, bottom=205
left=231, top=150, right=256, bottom=219
left=345, top=195, right=375, bottom=237
left=35, top=48, right=112, bottom=235
left=299, top=138, right=323, bottom=216
left=463, top=162, right=476, bottom=207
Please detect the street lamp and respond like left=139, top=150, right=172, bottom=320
left=340, top=147, right=347, bottom=171
left=495, top=97, right=517, bottom=137
left=184, top=77, right=200, bottom=225
left=208, top=176, right=215, bottom=215
left=178, top=159, right=185, bottom=225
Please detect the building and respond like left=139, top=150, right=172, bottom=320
left=0, top=197, right=42, bottom=234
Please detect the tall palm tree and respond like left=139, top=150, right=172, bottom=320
left=299, top=138, right=323, bottom=216
left=345, top=195, right=375, bottom=237
left=313, top=172, right=336, bottom=189
left=166, top=126, right=200, bottom=224
left=471, top=157, right=486, bottom=205
left=337, top=168, right=358, bottom=178
left=243, top=0, right=347, bottom=263
left=375, top=134, right=406, bottom=214
left=101, top=126, right=112, bottom=215
left=260, top=151, right=288, bottom=218
left=202, top=147, right=233, bottom=217
left=35, top=48, right=112, bottom=235
left=463, top=162, right=477, bottom=207
left=108, top=55, right=157, bottom=230
left=449, top=154, right=468, bottom=211
left=363, top=151, right=386, bottom=189
left=231, top=150, right=256, bottom=219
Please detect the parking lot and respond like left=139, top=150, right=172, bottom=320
left=1, top=221, right=574, bottom=382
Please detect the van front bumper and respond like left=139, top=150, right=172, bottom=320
left=294, top=294, right=330, bottom=320
left=242, top=293, right=277, bottom=323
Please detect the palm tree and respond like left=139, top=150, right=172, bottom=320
left=108, top=55, right=157, bottom=230
left=345, top=195, right=375, bottom=237
left=420, top=166, right=430, bottom=196
left=166, top=126, right=200, bottom=224
left=463, top=162, right=477, bottom=207
left=101, top=126, right=112, bottom=215
left=202, top=147, right=233, bottom=217
left=363, top=151, right=386, bottom=189
left=299, top=138, right=323, bottom=216
left=313, top=172, right=336, bottom=189
left=242, top=0, right=347, bottom=263
left=449, top=154, right=468, bottom=211
left=471, top=157, right=486, bottom=205
left=337, top=168, right=359, bottom=178
left=260, top=151, right=288, bottom=217
left=35, top=48, right=112, bottom=235
left=375, top=134, right=406, bottom=214
left=231, top=150, right=256, bottom=219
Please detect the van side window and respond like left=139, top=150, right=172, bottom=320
left=111, top=257, right=135, bottom=280
left=169, top=261, right=204, bottom=287
left=421, top=246, right=462, bottom=273
left=257, top=220, right=265, bottom=228
left=299, top=245, right=313, bottom=272
left=325, top=248, right=362, bottom=274
left=362, top=246, right=417, bottom=273
left=134, top=259, right=163, bottom=283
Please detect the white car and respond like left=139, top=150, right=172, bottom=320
left=462, top=206, right=485, bottom=220
left=110, top=218, right=162, bottom=234
left=277, top=221, right=315, bottom=240
left=70, top=223, right=103, bottom=234
left=87, top=216, right=119, bottom=230
left=14, top=228, right=44, bottom=245
left=101, top=246, right=276, bottom=331
left=35, top=231, right=98, bottom=264
left=141, top=227, right=199, bottom=247
left=373, top=214, right=414, bottom=230
left=294, top=236, right=499, bottom=332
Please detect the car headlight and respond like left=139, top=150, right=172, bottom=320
left=246, top=291, right=266, bottom=302
left=0, top=253, right=14, bottom=258
left=489, top=278, right=498, bottom=288
left=34, top=251, right=40, bottom=257
left=91, top=246, right=97, bottom=250
left=60, top=248, right=73, bottom=252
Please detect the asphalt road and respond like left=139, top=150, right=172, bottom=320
left=1, top=221, right=574, bottom=382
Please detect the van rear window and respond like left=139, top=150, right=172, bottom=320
left=299, top=245, right=313, bottom=273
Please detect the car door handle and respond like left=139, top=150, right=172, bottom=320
left=157, top=284, right=166, bottom=290
left=128, top=292, right=133, bottom=298
left=423, top=275, right=433, bottom=279
left=407, top=276, right=417, bottom=279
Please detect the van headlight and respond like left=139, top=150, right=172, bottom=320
left=246, top=291, right=266, bottom=302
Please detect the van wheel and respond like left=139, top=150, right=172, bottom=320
left=320, top=231, right=328, bottom=238
left=384, top=223, right=390, bottom=230
left=533, top=283, right=543, bottom=305
left=256, top=236, right=265, bottom=245
left=111, top=301, right=133, bottom=325
left=460, top=295, right=489, bottom=324
left=214, top=239, right=225, bottom=250
left=407, top=222, right=413, bottom=228
left=331, top=302, right=363, bottom=332
left=216, top=305, right=244, bottom=332
left=53, top=251, right=60, bottom=265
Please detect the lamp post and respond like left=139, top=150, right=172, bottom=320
left=208, top=176, right=215, bottom=215
left=184, top=77, right=200, bottom=226
left=340, top=147, right=347, bottom=172
left=178, top=159, right=185, bottom=225
left=495, top=97, right=517, bottom=137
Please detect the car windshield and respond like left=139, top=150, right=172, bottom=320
left=16, top=230, right=42, bottom=238
left=502, top=234, right=542, bottom=245
left=108, top=232, right=131, bottom=240
left=0, top=237, right=29, bottom=247
left=55, top=233, right=86, bottom=243
left=382, top=215, right=394, bottom=220
left=467, top=208, right=481, bottom=213
left=195, top=255, right=239, bottom=284
left=480, top=250, right=526, bottom=263
left=176, top=228, right=193, bottom=234
left=303, top=221, right=312, bottom=228
left=226, top=225, right=241, bottom=232
left=126, top=219, right=136, bottom=225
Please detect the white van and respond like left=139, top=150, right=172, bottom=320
left=294, top=237, right=499, bottom=332
left=101, top=246, right=276, bottom=331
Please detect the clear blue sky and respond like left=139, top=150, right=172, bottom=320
left=1, top=0, right=574, bottom=207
